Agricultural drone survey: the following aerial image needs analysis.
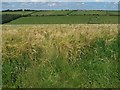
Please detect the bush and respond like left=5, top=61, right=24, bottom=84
left=2, top=14, right=22, bottom=24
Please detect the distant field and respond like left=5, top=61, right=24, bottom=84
left=107, top=11, right=119, bottom=15
left=88, top=16, right=118, bottom=24
left=8, top=16, right=90, bottom=24
left=1, top=10, right=119, bottom=24
left=70, top=10, right=107, bottom=15
left=2, top=11, right=34, bottom=15
left=31, top=10, right=72, bottom=16
left=2, top=10, right=119, bottom=16
left=7, top=16, right=118, bottom=24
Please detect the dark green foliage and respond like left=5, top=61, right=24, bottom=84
left=1, top=14, right=22, bottom=24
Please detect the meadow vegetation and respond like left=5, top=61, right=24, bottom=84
left=2, top=24, right=120, bottom=88
left=1, top=10, right=119, bottom=24
left=7, top=16, right=118, bottom=24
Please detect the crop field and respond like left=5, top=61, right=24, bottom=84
left=31, top=10, right=71, bottom=16
left=2, top=24, right=120, bottom=88
left=7, top=16, right=118, bottom=24
left=2, top=10, right=119, bottom=16
left=1, top=9, right=120, bottom=88
left=70, top=10, right=107, bottom=15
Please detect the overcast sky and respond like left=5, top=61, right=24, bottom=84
left=1, top=0, right=119, bottom=2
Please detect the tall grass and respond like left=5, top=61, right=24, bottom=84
left=2, top=24, right=120, bottom=88
left=0, top=25, right=2, bottom=89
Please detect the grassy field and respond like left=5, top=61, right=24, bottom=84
left=107, top=11, right=119, bottom=15
left=8, top=16, right=90, bottom=24
left=1, top=10, right=119, bottom=24
left=2, top=24, right=119, bottom=88
left=7, top=16, right=119, bottom=24
left=88, top=16, right=118, bottom=24
left=2, top=10, right=119, bottom=16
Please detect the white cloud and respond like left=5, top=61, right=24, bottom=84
left=81, top=2, right=85, bottom=4
left=48, top=2, right=56, bottom=7
left=95, top=0, right=100, bottom=2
